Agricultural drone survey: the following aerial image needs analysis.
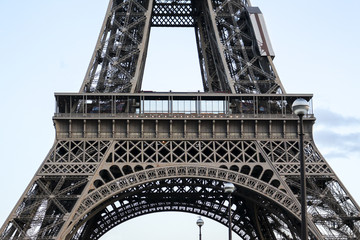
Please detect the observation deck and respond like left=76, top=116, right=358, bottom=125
left=53, top=92, right=314, bottom=140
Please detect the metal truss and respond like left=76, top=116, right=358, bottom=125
left=2, top=134, right=360, bottom=239
left=2, top=0, right=360, bottom=239
left=80, top=0, right=153, bottom=93
left=152, top=0, right=194, bottom=26
left=80, top=0, right=284, bottom=94
left=70, top=178, right=304, bottom=239
left=38, top=139, right=333, bottom=178
left=0, top=176, right=88, bottom=239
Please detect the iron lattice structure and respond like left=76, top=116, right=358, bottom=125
left=1, top=0, right=360, bottom=239
left=80, top=0, right=284, bottom=94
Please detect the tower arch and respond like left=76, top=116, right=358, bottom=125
left=63, top=166, right=306, bottom=239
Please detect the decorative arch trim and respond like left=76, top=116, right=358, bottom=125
left=74, top=165, right=300, bottom=222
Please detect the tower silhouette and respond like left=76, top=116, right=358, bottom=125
left=1, top=0, right=360, bottom=239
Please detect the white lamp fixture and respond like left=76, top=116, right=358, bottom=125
left=223, top=182, right=236, bottom=194
left=196, top=217, right=204, bottom=227
left=292, top=98, right=309, bottom=116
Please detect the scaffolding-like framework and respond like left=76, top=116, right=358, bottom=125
left=1, top=0, right=360, bottom=239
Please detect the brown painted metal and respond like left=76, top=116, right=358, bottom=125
left=1, top=0, right=360, bottom=239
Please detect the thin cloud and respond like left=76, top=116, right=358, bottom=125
left=313, top=108, right=360, bottom=160
left=315, top=108, right=360, bottom=127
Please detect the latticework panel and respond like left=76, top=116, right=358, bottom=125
left=259, top=141, right=333, bottom=176
left=2, top=0, right=360, bottom=238
left=3, top=134, right=360, bottom=239
left=194, top=0, right=235, bottom=93
left=39, top=141, right=111, bottom=175
left=81, top=0, right=152, bottom=93
left=209, top=0, right=283, bottom=94
left=259, top=140, right=360, bottom=238
left=80, top=0, right=283, bottom=94
left=152, top=0, right=194, bottom=26
left=1, top=177, right=88, bottom=240
left=285, top=177, right=360, bottom=239
left=109, top=140, right=265, bottom=163
left=89, top=139, right=286, bottom=191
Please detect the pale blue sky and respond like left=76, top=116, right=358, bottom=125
left=0, top=1, right=360, bottom=239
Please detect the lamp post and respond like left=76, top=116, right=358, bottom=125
left=196, top=217, right=204, bottom=240
left=223, top=182, right=235, bottom=240
left=292, top=98, right=309, bottom=240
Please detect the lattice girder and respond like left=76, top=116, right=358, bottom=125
left=3, top=108, right=360, bottom=239
left=2, top=0, right=360, bottom=239
left=81, top=0, right=153, bottom=93
left=80, top=0, right=284, bottom=94
left=32, top=135, right=327, bottom=238
left=152, top=0, right=194, bottom=26
left=1, top=176, right=88, bottom=240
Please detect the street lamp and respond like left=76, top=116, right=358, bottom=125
left=223, top=182, right=235, bottom=240
left=292, top=98, right=309, bottom=240
left=196, top=217, right=204, bottom=240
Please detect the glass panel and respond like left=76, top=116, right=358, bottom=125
left=144, top=100, right=150, bottom=113
left=162, top=100, right=169, bottom=113
left=150, top=100, right=156, bottom=112
left=143, top=100, right=169, bottom=113
left=178, top=101, right=185, bottom=113
left=200, top=100, right=225, bottom=114
left=173, top=100, right=178, bottom=113
left=184, top=100, right=196, bottom=113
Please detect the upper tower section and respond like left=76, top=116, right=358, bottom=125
left=80, top=0, right=285, bottom=94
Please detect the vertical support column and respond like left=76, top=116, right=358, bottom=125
left=80, top=0, right=113, bottom=92
left=240, top=120, right=244, bottom=138
left=198, top=120, right=201, bottom=138
left=130, top=0, right=155, bottom=93
left=98, top=120, right=101, bottom=138
left=155, top=120, right=159, bottom=138
left=212, top=120, right=216, bottom=138
left=170, top=120, right=173, bottom=138
left=112, top=120, right=115, bottom=138
left=184, top=120, right=187, bottom=138
left=255, top=120, right=258, bottom=138
left=69, top=120, right=72, bottom=138
left=283, top=120, right=286, bottom=138
left=228, top=194, right=233, bottom=240
left=226, top=120, right=229, bottom=139
left=194, top=12, right=212, bottom=92
left=141, top=120, right=144, bottom=138
left=268, top=120, right=272, bottom=138
left=127, top=120, right=130, bottom=138
left=299, top=114, right=308, bottom=240
left=83, top=120, right=87, bottom=138
left=205, top=0, right=236, bottom=93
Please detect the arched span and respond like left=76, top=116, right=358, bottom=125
left=76, top=166, right=301, bottom=220
left=68, top=178, right=304, bottom=239
left=62, top=166, right=307, bottom=239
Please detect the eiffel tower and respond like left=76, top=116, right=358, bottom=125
left=1, top=0, right=360, bottom=239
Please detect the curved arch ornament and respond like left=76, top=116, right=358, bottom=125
left=63, top=166, right=308, bottom=239
left=77, top=166, right=300, bottom=218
